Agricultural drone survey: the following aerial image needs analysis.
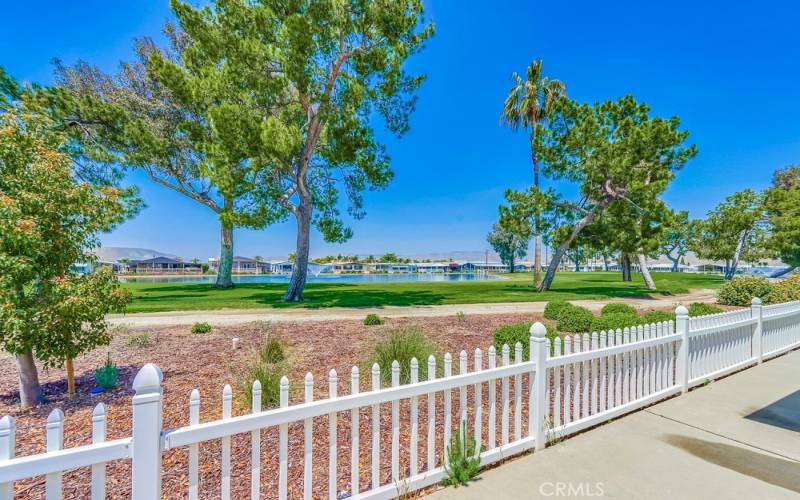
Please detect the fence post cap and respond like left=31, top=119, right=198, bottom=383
left=0, top=415, right=14, bottom=433
left=530, top=322, right=547, bottom=339
left=675, top=305, right=689, bottom=317
left=751, top=297, right=762, bottom=306
left=47, top=408, right=64, bottom=424
left=92, top=402, right=106, bottom=417
left=280, top=376, right=289, bottom=388
left=351, top=365, right=359, bottom=376
left=132, top=363, right=163, bottom=394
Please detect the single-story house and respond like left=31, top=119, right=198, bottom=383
left=330, top=261, right=363, bottom=273
left=130, top=257, right=202, bottom=275
left=267, top=260, right=294, bottom=274
left=209, top=256, right=269, bottom=274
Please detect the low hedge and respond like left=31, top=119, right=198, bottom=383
left=543, top=300, right=572, bottom=321
left=717, top=276, right=773, bottom=306
left=687, top=302, right=723, bottom=317
left=642, top=311, right=676, bottom=323
left=600, top=303, right=637, bottom=316
left=556, top=305, right=594, bottom=333
left=591, top=312, right=641, bottom=332
left=765, top=275, right=800, bottom=304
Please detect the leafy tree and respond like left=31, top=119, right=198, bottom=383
left=53, top=21, right=284, bottom=289
left=692, top=189, right=766, bottom=279
left=501, top=59, right=566, bottom=285
left=764, top=165, right=800, bottom=275
left=659, top=210, right=695, bottom=272
left=381, top=252, right=400, bottom=263
left=486, top=222, right=529, bottom=272
left=200, top=0, right=433, bottom=301
left=0, top=109, right=128, bottom=406
left=536, top=95, right=696, bottom=291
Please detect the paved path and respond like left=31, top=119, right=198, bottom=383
left=107, top=289, right=717, bottom=327
left=429, top=349, right=800, bottom=499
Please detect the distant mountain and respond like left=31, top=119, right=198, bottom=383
left=92, top=247, right=180, bottom=262
left=402, top=250, right=502, bottom=262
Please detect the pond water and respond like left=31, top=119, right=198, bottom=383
left=120, top=273, right=503, bottom=284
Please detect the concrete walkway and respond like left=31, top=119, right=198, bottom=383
left=430, top=349, right=800, bottom=499
left=107, top=289, right=717, bottom=327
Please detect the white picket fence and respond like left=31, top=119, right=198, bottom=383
left=2, top=299, right=800, bottom=499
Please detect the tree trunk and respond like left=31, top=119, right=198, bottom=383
left=66, top=357, right=75, bottom=398
left=214, top=220, right=235, bottom=288
left=574, top=253, right=580, bottom=272
left=531, top=127, right=542, bottom=287
left=538, top=210, right=598, bottom=291
left=621, top=254, right=632, bottom=282
left=637, top=253, right=657, bottom=290
left=284, top=199, right=312, bottom=302
left=668, top=255, right=679, bottom=272
left=16, top=351, right=44, bottom=407
left=603, top=254, right=609, bottom=272
left=726, top=230, right=747, bottom=280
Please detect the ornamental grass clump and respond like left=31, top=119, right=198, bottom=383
left=363, top=314, right=384, bottom=326
left=236, top=336, right=288, bottom=409
left=442, top=423, right=482, bottom=487
left=369, top=326, right=440, bottom=384
left=94, top=355, right=119, bottom=390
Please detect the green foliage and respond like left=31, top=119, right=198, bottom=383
left=236, top=336, right=288, bottom=409
left=543, top=300, right=572, bottom=320
left=94, top=355, right=118, bottom=390
left=601, top=303, right=637, bottom=316
left=191, top=322, right=212, bottom=334
left=717, top=276, right=773, bottom=306
left=126, top=333, right=152, bottom=348
left=493, top=322, right=557, bottom=361
left=642, top=311, right=676, bottom=323
left=487, top=221, right=529, bottom=272
left=442, top=423, right=482, bottom=487
left=687, top=302, right=723, bottom=317
left=765, top=275, right=800, bottom=304
left=659, top=210, right=695, bottom=270
left=591, top=312, right=641, bottom=332
left=363, top=314, right=384, bottom=326
left=369, top=326, right=440, bottom=385
left=764, top=166, right=800, bottom=268
left=556, top=305, right=594, bottom=333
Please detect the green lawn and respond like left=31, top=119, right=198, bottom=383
left=120, top=272, right=723, bottom=313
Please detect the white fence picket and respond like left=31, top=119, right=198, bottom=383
left=251, top=381, right=261, bottom=500
left=487, top=347, right=497, bottom=451
left=45, top=409, right=63, bottom=500
left=0, top=416, right=14, bottom=499
left=409, top=358, right=419, bottom=476
left=279, top=377, right=289, bottom=500
left=349, top=367, right=359, bottom=497
left=91, top=403, right=106, bottom=500
left=427, top=355, right=436, bottom=471
left=304, top=373, right=314, bottom=500
left=188, top=389, right=200, bottom=500
left=221, top=385, right=232, bottom=500
left=328, top=370, right=338, bottom=500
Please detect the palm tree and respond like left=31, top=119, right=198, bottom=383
left=501, top=59, right=566, bottom=287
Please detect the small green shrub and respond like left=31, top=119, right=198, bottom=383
left=363, top=314, right=384, bottom=326
left=556, top=305, right=594, bottom=333
left=236, top=336, right=288, bottom=408
left=493, top=322, right=557, bottom=361
left=717, top=276, right=772, bottom=306
left=95, top=355, right=119, bottom=389
left=456, top=311, right=467, bottom=323
left=687, top=302, right=723, bottom=317
left=544, top=300, right=572, bottom=320
left=601, top=303, right=637, bottom=316
left=125, top=333, right=152, bottom=348
left=442, top=423, right=482, bottom=487
left=591, top=312, right=641, bottom=332
left=642, top=311, right=676, bottom=324
left=191, top=322, right=212, bottom=334
left=765, top=275, right=800, bottom=304
left=369, top=326, right=440, bottom=384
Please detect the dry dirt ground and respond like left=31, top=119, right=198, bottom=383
left=1, top=305, right=716, bottom=499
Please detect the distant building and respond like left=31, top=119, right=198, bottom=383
left=208, top=256, right=269, bottom=274
left=267, top=260, right=294, bottom=274
left=130, top=257, right=202, bottom=275
left=330, top=261, right=364, bottom=273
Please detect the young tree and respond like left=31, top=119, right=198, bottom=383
left=53, top=23, right=284, bottom=289
left=765, top=166, right=800, bottom=276
left=487, top=222, right=529, bottom=273
left=0, top=109, right=129, bottom=406
left=536, top=96, right=696, bottom=291
left=692, top=189, right=766, bottom=279
left=501, top=59, right=566, bottom=286
left=659, top=210, right=694, bottom=272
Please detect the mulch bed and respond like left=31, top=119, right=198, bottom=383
left=0, top=305, right=691, bottom=499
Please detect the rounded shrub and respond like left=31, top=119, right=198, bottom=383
left=543, top=300, right=572, bottom=320
left=493, top=322, right=557, bottom=361
left=191, top=322, right=212, bottom=334
left=363, top=314, right=384, bottom=326
left=717, top=276, right=772, bottom=306
left=765, top=275, right=800, bottom=304
left=591, top=312, right=641, bottom=333
left=601, top=303, right=637, bottom=316
left=642, top=311, right=676, bottom=324
left=556, top=305, right=594, bottom=333
left=687, top=302, right=723, bottom=317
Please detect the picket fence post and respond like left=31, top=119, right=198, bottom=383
left=131, top=363, right=164, bottom=500
left=675, top=306, right=690, bottom=394
left=751, top=297, right=763, bottom=364
left=530, top=322, right=547, bottom=451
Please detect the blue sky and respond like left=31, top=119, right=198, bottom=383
left=3, top=1, right=799, bottom=260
